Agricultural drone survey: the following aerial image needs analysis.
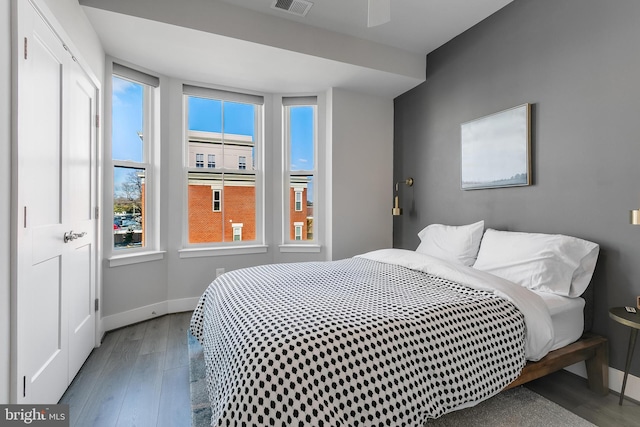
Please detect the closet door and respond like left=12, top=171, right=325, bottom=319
left=15, top=0, right=97, bottom=403
left=66, top=56, right=97, bottom=383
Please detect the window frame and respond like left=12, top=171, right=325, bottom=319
left=108, top=62, right=161, bottom=264
left=282, top=97, right=318, bottom=246
left=212, top=189, right=222, bottom=212
left=195, top=153, right=204, bottom=168
left=294, top=190, right=303, bottom=212
left=232, top=223, right=243, bottom=241
left=181, top=84, right=265, bottom=253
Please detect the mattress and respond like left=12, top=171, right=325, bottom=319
left=533, top=291, right=585, bottom=351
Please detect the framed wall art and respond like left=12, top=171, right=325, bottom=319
left=461, top=103, right=531, bottom=190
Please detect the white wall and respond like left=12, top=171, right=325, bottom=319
left=4, top=0, right=395, bottom=338
left=330, top=88, right=394, bottom=260
left=1, top=0, right=11, bottom=405
left=101, top=82, right=395, bottom=329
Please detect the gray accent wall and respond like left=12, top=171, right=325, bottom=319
left=394, top=0, right=640, bottom=376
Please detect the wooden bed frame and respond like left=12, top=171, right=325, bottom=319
left=504, top=332, right=609, bottom=395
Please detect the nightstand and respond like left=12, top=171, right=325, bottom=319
left=609, top=307, right=640, bottom=405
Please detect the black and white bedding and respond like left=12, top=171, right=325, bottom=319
left=190, top=249, right=554, bottom=426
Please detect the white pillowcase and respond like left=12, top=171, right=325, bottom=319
left=473, top=229, right=599, bottom=297
left=416, top=220, right=485, bottom=267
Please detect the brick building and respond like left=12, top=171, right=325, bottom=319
left=187, top=131, right=312, bottom=243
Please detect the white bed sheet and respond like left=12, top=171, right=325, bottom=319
left=533, top=291, right=585, bottom=351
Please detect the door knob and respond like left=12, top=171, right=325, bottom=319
left=63, top=231, right=87, bottom=243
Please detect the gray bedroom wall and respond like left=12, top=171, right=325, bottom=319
left=394, top=0, right=640, bottom=377
left=331, top=88, right=394, bottom=261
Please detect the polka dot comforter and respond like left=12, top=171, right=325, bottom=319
left=191, top=250, right=553, bottom=426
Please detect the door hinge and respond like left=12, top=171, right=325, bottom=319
left=95, top=114, right=100, bottom=128
left=23, top=206, right=27, bottom=228
left=95, top=206, right=99, bottom=220
left=95, top=298, right=99, bottom=312
left=24, top=37, right=27, bottom=60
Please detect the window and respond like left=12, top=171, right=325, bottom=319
left=284, top=97, right=317, bottom=243
left=196, top=153, right=204, bottom=168
left=212, top=189, right=221, bottom=212
left=294, top=190, right=302, bottom=211
left=111, top=64, right=159, bottom=252
left=184, top=85, right=263, bottom=246
left=232, top=223, right=243, bottom=241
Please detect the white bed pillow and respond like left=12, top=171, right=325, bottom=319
left=416, top=220, right=485, bottom=266
left=473, top=229, right=599, bottom=297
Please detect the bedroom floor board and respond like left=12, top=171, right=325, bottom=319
left=60, top=312, right=639, bottom=427
left=526, top=370, right=640, bottom=427
left=60, top=313, right=191, bottom=427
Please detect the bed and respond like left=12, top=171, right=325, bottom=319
left=190, top=222, right=608, bottom=426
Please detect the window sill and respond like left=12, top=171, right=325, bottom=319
left=279, top=244, right=322, bottom=253
left=178, top=245, right=268, bottom=259
left=108, top=250, right=166, bottom=267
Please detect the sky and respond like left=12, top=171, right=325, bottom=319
left=112, top=76, right=315, bottom=201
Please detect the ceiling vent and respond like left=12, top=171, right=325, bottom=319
left=271, top=0, right=313, bottom=17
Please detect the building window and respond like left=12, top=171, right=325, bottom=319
left=284, top=97, right=317, bottom=243
left=212, top=189, right=221, bottom=212
left=184, top=84, right=263, bottom=245
left=294, top=190, right=302, bottom=211
left=196, top=153, right=204, bottom=168
left=232, top=223, right=243, bottom=241
left=111, top=64, right=159, bottom=252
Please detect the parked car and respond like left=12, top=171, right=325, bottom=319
left=121, top=219, right=142, bottom=230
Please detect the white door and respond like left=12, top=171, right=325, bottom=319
left=66, top=57, right=97, bottom=381
left=15, top=1, right=97, bottom=404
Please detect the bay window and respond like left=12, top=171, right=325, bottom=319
left=183, top=85, right=263, bottom=246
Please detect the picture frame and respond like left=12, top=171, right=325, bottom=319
left=461, top=103, right=531, bottom=190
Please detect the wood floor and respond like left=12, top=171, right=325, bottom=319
left=60, top=312, right=192, bottom=427
left=60, top=312, right=640, bottom=427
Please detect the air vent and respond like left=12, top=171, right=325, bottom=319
left=271, top=0, right=313, bottom=17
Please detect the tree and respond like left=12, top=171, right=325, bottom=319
left=114, top=170, right=143, bottom=215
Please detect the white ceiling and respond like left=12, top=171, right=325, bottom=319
left=220, top=0, right=513, bottom=54
left=80, top=0, right=513, bottom=98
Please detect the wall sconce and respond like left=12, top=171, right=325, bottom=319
left=392, top=177, right=413, bottom=216
left=631, top=209, right=640, bottom=225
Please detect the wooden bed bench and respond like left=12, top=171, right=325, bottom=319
left=504, top=333, right=609, bottom=395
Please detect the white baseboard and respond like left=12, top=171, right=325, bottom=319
left=565, top=362, right=640, bottom=402
left=100, top=297, right=200, bottom=333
